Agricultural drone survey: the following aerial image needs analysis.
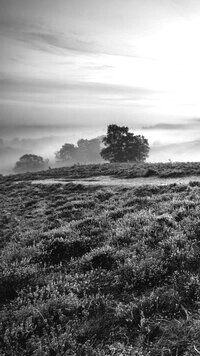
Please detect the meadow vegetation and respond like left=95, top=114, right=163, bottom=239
left=5, top=161, right=200, bottom=182
left=1, top=164, right=200, bottom=355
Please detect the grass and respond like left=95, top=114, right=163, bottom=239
left=1, top=163, right=200, bottom=355
left=3, top=161, right=200, bottom=182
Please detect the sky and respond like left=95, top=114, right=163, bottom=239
left=1, top=0, right=200, bottom=164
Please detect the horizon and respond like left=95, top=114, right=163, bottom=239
left=2, top=124, right=200, bottom=175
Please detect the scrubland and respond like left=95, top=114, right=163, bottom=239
left=1, top=163, right=200, bottom=355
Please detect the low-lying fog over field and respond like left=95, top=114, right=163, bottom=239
left=1, top=122, right=200, bottom=174
left=0, top=125, right=105, bottom=174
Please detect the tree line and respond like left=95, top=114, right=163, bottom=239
left=14, top=125, right=150, bottom=173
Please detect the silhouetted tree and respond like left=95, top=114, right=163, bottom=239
left=14, top=154, right=47, bottom=173
left=101, top=124, right=150, bottom=162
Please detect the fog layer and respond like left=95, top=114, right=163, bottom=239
left=1, top=124, right=200, bottom=175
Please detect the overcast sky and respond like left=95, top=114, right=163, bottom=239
left=1, top=0, right=200, bottom=146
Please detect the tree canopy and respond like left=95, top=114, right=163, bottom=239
left=100, top=124, right=150, bottom=163
left=14, top=154, right=47, bottom=173
left=55, top=144, right=77, bottom=162
left=55, top=138, right=102, bottom=164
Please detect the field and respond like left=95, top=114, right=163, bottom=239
left=4, top=161, right=200, bottom=182
left=1, top=163, right=200, bottom=355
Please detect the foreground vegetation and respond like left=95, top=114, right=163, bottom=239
left=1, top=166, right=200, bottom=355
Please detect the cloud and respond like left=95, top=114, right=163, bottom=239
left=0, top=20, right=156, bottom=60
left=0, top=21, right=97, bottom=55
left=143, top=123, right=189, bottom=130
left=82, top=64, right=113, bottom=70
left=21, top=29, right=157, bottom=59
left=19, top=29, right=97, bottom=55
left=191, top=118, right=200, bottom=123
left=0, top=74, right=157, bottom=101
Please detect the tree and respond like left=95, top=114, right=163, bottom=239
left=77, top=138, right=102, bottom=163
left=14, top=154, right=47, bottom=173
left=100, top=124, right=150, bottom=163
left=55, top=144, right=77, bottom=162
left=55, top=138, right=103, bottom=164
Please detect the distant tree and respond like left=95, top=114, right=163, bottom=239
left=55, top=143, right=77, bottom=162
left=14, top=154, right=47, bottom=173
left=55, top=138, right=103, bottom=164
left=101, top=124, right=150, bottom=163
left=77, top=138, right=102, bottom=163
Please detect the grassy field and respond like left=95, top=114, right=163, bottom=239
left=1, top=163, right=200, bottom=355
left=3, top=161, right=200, bottom=182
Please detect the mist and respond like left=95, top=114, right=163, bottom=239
left=0, top=125, right=106, bottom=174
left=1, top=123, right=200, bottom=175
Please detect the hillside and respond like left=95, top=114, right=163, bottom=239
left=4, top=161, right=200, bottom=182
left=1, top=165, right=200, bottom=355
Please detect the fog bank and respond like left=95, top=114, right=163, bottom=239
left=1, top=124, right=200, bottom=175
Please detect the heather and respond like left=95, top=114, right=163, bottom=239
left=4, top=161, right=200, bottom=183
left=1, top=165, right=200, bottom=355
